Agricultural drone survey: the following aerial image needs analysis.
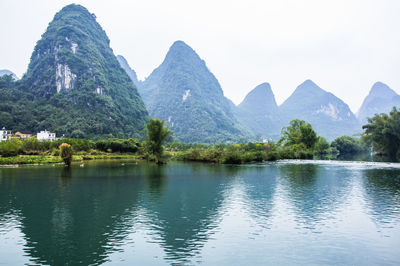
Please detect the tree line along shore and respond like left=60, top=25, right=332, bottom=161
left=2, top=108, right=399, bottom=166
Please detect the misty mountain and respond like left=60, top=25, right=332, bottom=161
left=235, top=83, right=281, bottom=139
left=357, top=82, right=400, bottom=124
left=279, top=80, right=360, bottom=140
left=140, top=40, right=251, bottom=143
left=117, top=55, right=141, bottom=88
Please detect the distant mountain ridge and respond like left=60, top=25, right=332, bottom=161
left=140, top=40, right=251, bottom=143
left=117, top=55, right=140, bottom=88
left=235, top=83, right=281, bottom=139
left=0, top=4, right=388, bottom=142
left=0, top=69, right=18, bottom=80
left=357, top=82, right=400, bottom=124
left=233, top=80, right=361, bottom=140
left=279, top=80, right=360, bottom=140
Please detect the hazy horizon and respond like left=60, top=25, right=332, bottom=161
left=1, top=0, right=399, bottom=113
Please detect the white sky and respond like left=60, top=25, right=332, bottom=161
left=1, top=0, right=399, bottom=112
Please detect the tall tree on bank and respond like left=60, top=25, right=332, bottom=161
left=278, top=119, right=319, bottom=159
left=59, top=143, right=73, bottom=167
left=146, top=118, right=172, bottom=164
left=362, top=107, right=400, bottom=161
left=279, top=119, right=318, bottom=149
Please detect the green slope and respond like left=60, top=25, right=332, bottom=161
left=0, top=4, right=148, bottom=138
left=140, top=40, right=251, bottom=143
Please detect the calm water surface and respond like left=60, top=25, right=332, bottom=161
left=0, top=160, right=399, bottom=265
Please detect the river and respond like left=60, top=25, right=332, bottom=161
left=0, top=160, right=399, bottom=265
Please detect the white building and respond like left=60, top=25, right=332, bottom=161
left=0, top=127, right=12, bottom=142
left=37, top=130, right=56, bottom=141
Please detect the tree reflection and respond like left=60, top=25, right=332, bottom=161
left=144, top=165, right=166, bottom=198
left=0, top=163, right=144, bottom=265
left=59, top=167, right=72, bottom=187
left=362, top=169, right=400, bottom=225
left=141, top=163, right=234, bottom=264
left=279, top=163, right=351, bottom=228
left=241, top=166, right=278, bottom=228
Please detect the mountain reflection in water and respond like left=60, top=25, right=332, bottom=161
left=0, top=161, right=399, bottom=265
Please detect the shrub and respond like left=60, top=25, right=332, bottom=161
left=266, top=151, right=279, bottom=161
left=95, top=138, right=140, bottom=153
left=0, top=139, right=22, bottom=157
left=59, top=143, right=73, bottom=166
left=222, top=150, right=242, bottom=164
left=51, top=148, right=60, bottom=156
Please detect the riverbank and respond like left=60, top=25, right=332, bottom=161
left=0, top=154, right=140, bottom=165
left=0, top=136, right=374, bottom=166
left=0, top=149, right=276, bottom=166
left=0, top=149, right=371, bottom=166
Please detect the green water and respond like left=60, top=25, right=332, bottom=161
left=0, top=160, right=399, bottom=265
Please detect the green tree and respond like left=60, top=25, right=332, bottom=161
left=279, top=119, right=318, bottom=149
left=70, top=130, right=85, bottom=139
left=362, top=107, right=400, bottom=161
left=0, top=75, right=15, bottom=88
left=331, top=136, right=364, bottom=157
left=59, top=143, right=73, bottom=166
left=314, top=136, right=338, bottom=159
left=146, top=118, right=172, bottom=164
left=277, top=119, right=319, bottom=159
left=0, top=139, right=22, bottom=157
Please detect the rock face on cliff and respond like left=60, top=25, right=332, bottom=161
left=11, top=4, right=148, bottom=137
left=279, top=80, right=360, bottom=140
left=235, top=83, right=281, bottom=139
left=357, top=82, right=400, bottom=124
left=140, top=40, right=250, bottom=143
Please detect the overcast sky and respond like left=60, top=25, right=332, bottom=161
left=1, top=0, right=399, bottom=112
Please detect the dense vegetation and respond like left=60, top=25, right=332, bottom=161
left=0, top=137, right=140, bottom=157
left=173, top=142, right=277, bottom=164
left=168, top=119, right=367, bottom=163
left=363, top=107, right=400, bottom=161
left=0, top=4, right=148, bottom=138
left=331, top=135, right=366, bottom=159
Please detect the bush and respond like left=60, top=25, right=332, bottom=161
left=222, top=150, right=242, bottom=164
left=51, top=148, right=60, bottom=156
left=278, top=143, right=313, bottom=159
left=203, top=148, right=223, bottom=163
left=0, top=139, right=22, bottom=157
left=252, top=151, right=267, bottom=162
left=331, top=136, right=364, bottom=157
left=266, top=151, right=279, bottom=161
left=89, top=149, right=100, bottom=155
left=95, top=138, right=140, bottom=153
left=59, top=143, right=73, bottom=166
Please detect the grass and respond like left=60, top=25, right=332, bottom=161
left=0, top=153, right=139, bottom=165
left=0, top=155, right=63, bottom=165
